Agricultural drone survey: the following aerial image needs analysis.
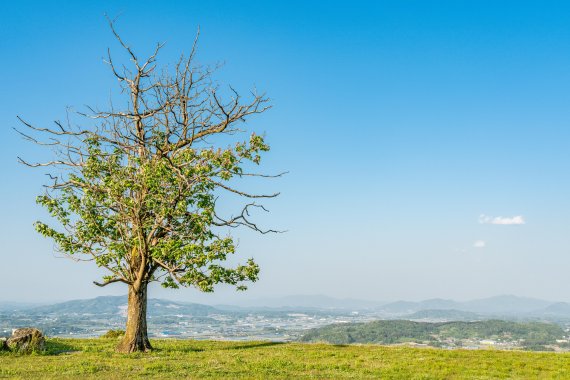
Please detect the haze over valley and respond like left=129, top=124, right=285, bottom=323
left=3, top=294, right=570, bottom=350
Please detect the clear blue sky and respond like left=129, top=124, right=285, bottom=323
left=2, top=0, right=570, bottom=303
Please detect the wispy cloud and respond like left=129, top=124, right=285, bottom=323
left=473, top=240, right=486, bottom=248
left=479, top=214, right=525, bottom=225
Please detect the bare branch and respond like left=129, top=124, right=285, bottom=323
left=94, top=277, right=130, bottom=287
left=213, top=203, right=284, bottom=234
left=210, top=179, right=279, bottom=198
left=105, top=14, right=138, bottom=65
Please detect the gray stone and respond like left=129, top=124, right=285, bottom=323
left=6, top=328, right=45, bottom=353
left=0, top=337, right=7, bottom=351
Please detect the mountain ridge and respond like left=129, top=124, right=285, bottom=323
left=2, top=294, right=568, bottom=318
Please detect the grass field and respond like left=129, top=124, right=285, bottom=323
left=2, top=338, right=570, bottom=379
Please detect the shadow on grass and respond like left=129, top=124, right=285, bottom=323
left=44, top=340, right=81, bottom=355
left=151, top=345, right=205, bottom=354
left=223, top=341, right=285, bottom=350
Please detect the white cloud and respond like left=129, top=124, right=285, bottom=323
left=478, top=214, right=525, bottom=225
left=473, top=240, right=486, bottom=248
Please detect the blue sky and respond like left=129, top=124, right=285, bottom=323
left=2, top=0, right=570, bottom=303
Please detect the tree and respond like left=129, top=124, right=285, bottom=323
left=17, top=21, right=281, bottom=353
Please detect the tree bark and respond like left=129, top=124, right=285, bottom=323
left=116, top=283, right=152, bottom=353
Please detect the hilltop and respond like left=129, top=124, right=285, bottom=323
left=2, top=338, right=570, bottom=379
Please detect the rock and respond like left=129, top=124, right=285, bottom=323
left=6, top=328, right=45, bottom=353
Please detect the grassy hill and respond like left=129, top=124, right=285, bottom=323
left=1, top=338, right=570, bottom=379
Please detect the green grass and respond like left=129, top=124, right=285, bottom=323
left=1, top=338, right=570, bottom=379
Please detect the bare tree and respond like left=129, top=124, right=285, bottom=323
left=17, top=20, right=281, bottom=353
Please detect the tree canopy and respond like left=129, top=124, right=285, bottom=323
left=18, top=20, right=281, bottom=352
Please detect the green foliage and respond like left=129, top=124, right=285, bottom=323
left=2, top=338, right=570, bottom=379
left=100, top=330, right=125, bottom=339
left=34, top=131, right=266, bottom=289
left=25, top=33, right=276, bottom=294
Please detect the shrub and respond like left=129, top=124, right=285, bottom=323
left=101, top=330, right=125, bottom=339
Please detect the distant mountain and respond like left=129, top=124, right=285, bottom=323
left=0, top=302, right=42, bottom=312
left=28, top=296, right=219, bottom=316
left=377, top=295, right=556, bottom=317
left=406, top=309, right=482, bottom=321
left=539, top=302, right=570, bottom=316
left=379, top=299, right=461, bottom=314
left=461, top=295, right=552, bottom=314
left=147, top=299, right=218, bottom=316
left=233, top=295, right=385, bottom=310
left=378, top=301, right=420, bottom=314
left=3, top=294, right=570, bottom=320
left=418, top=299, right=462, bottom=310
left=30, top=296, right=126, bottom=315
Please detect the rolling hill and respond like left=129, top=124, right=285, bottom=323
left=28, top=296, right=219, bottom=317
left=299, top=319, right=566, bottom=350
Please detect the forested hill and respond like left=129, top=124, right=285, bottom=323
left=300, top=320, right=567, bottom=350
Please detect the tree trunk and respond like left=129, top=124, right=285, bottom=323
left=116, top=283, right=152, bottom=353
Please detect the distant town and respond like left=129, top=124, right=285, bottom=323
left=2, top=295, right=570, bottom=351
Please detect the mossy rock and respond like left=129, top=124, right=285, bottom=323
left=7, top=328, right=45, bottom=353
